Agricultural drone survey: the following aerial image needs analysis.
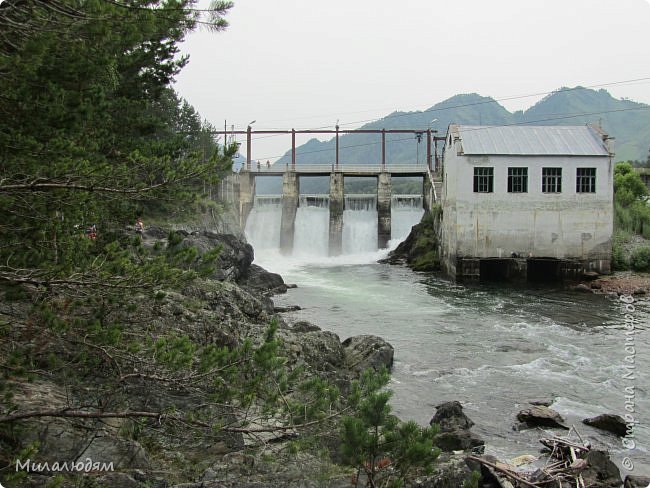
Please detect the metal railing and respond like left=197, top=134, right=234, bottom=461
left=249, top=163, right=429, bottom=174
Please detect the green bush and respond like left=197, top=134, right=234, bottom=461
left=630, top=247, right=650, bottom=272
left=612, top=231, right=630, bottom=271
left=614, top=162, right=650, bottom=238
left=614, top=162, right=648, bottom=202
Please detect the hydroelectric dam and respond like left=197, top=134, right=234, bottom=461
left=221, top=164, right=441, bottom=256
left=218, top=128, right=444, bottom=256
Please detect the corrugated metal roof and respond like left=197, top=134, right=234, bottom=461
left=458, top=125, right=609, bottom=156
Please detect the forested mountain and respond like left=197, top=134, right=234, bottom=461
left=276, top=88, right=650, bottom=165
left=519, top=88, right=650, bottom=163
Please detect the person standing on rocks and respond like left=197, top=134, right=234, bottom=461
left=135, top=217, right=144, bottom=235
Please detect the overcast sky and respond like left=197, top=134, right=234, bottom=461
left=173, top=0, right=650, bottom=161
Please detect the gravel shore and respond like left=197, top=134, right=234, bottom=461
left=587, top=271, right=650, bottom=296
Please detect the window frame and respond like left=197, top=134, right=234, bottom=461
left=542, top=167, right=562, bottom=193
left=576, top=167, right=596, bottom=193
left=507, top=167, right=528, bottom=193
left=473, top=167, right=494, bottom=193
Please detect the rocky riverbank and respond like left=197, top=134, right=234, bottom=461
left=379, top=209, right=441, bottom=271
left=575, top=271, right=650, bottom=296
left=2, top=221, right=645, bottom=487
left=0, top=226, right=402, bottom=487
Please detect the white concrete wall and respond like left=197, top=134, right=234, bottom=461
left=441, top=144, right=613, bottom=266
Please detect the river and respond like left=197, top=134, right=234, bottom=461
left=245, top=198, right=650, bottom=477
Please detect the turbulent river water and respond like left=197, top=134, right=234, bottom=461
left=245, top=197, right=650, bottom=477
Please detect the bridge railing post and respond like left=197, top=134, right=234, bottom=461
left=246, top=125, right=252, bottom=171
left=434, top=134, right=440, bottom=173
left=291, top=128, right=296, bottom=170
left=426, top=129, right=432, bottom=171
left=381, top=129, right=386, bottom=171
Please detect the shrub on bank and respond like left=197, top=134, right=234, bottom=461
left=612, top=163, right=650, bottom=269
left=614, top=162, right=650, bottom=240
left=630, top=246, right=650, bottom=272
left=612, top=231, right=630, bottom=271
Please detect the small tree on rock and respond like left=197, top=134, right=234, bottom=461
left=341, top=367, right=440, bottom=487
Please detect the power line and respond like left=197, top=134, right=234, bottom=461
left=242, top=105, right=650, bottom=162
left=224, top=77, right=650, bottom=154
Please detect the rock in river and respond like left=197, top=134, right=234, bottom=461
left=429, top=400, right=485, bottom=452
left=516, top=405, right=569, bottom=430
left=583, top=413, right=628, bottom=437
left=342, top=334, right=394, bottom=375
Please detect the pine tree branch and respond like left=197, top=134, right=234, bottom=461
left=0, top=272, right=152, bottom=290
left=118, top=358, right=247, bottom=384
left=0, top=408, right=165, bottom=424
left=0, top=266, right=156, bottom=290
left=1, top=179, right=171, bottom=194
left=0, top=407, right=347, bottom=434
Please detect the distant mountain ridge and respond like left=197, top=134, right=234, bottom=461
left=276, top=87, right=650, bottom=165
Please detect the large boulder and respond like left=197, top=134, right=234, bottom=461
left=139, top=228, right=255, bottom=282
left=9, top=381, right=150, bottom=470
left=431, top=401, right=475, bottom=431
left=189, top=231, right=254, bottom=281
left=136, top=227, right=287, bottom=294
left=342, top=335, right=394, bottom=374
left=516, top=405, right=569, bottom=430
left=95, top=473, right=143, bottom=488
left=238, top=263, right=287, bottom=294
left=414, top=452, right=477, bottom=487
left=198, top=451, right=353, bottom=488
left=380, top=211, right=441, bottom=272
left=580, top=450, right=622, bottom=488
left=141, top=225, right=168, bottom=240
left=625, top=475, right=650, bottom=487
left=429, top=401, right=484, bottom=452
left=291, top=321, right=321, bottom=333
left=583, top=413, right=627, bottom=437
left=282, top=329, right=345, bottom=373
left=75, top=434, right=150, bottom=470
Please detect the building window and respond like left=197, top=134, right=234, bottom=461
left=576, top=168, right=596, bottom=193
left=507, top=167, right=528, bottom=193
left=542, top=167, right=562, bottom=193
left=473, top=167, right=494, bottom=193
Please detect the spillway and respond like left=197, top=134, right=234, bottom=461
left=245, top=193, right=424, bottom=256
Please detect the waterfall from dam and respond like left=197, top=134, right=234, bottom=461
left=293, top=195, right=329, bottom=257
left=390, top=195, right=424, bottom=247
left=342, top=195, right=378, bottom=254
left=245, top=194, right=424, bottom=257
left=245, top=196, right=282, bottom=250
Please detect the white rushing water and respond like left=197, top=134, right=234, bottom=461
left=293, top=196, right=329, bottom=257
left=245, top=196, right=282, bottom=250
left=343, top=195, right=378, bottom=254
left=246, top=194, right=424, bottom=257
left=244, top=193, right=649, bottom=477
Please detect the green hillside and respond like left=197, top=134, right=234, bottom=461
left=276, top=88, right=650, bottom=165
left=522, top=88, right=650, bottom=162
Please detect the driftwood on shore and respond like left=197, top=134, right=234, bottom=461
left=468, top=427, right=621, bottom=488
